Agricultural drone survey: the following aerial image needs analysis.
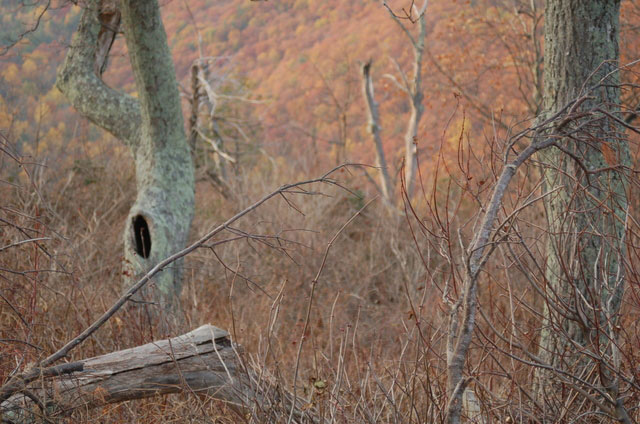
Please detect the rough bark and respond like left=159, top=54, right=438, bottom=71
left=57, top=0, right=195, bottom=316
left=56, top=1, right=140, bottom=146
left=189, top=60, right=202, bottom=155
left=537, top=0, right=631, bottom=417
left=0, top=325, right=315, bottom=423
left=361, top=60, right=394, bottom=201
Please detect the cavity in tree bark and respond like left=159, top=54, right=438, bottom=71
left=57, top=0, right=194, bottom=320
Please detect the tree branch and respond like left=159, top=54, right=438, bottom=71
left=0, top=166, right=353, bottom=405
left=1, top=325, right=317, bottom=423
left=56, top=0, right=141, bottom=146
left=361, top=60, right=394, bottom=200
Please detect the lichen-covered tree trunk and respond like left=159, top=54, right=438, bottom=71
left=57, top=0, right=194, bottom=319
left=537, top=0, right=630, bottom=415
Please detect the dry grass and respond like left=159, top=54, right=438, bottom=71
left=1, top=137, right=442, bottom=422
left=3, top=128, right=640, bottom=423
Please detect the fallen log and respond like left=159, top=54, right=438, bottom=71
left=1, top=325, right=315, bottom=423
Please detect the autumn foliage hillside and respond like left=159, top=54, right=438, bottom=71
left=1, top=0, right=556, bottom=180
left=4, top=1, right=640, bottom=422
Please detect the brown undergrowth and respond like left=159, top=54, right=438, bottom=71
left=3, top=124, right=640, bottom=422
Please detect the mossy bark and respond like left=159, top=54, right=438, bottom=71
left=537, top=0, right=630, bottom=414
left=57, top=0, right=194, bottom=319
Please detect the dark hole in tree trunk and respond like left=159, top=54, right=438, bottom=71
left=133, top=215, right=151, bottom=258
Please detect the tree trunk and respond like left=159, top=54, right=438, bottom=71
left=57, top=0, right=195, bottom=318
left=361, top=60, right=394, bottom=201
left=377, top=6, right=427, bottom=200
left=404, top=97, right=422, bottom=198
left=537, top=0, right=630, bottom=416
left=188, top=59, right=232, bottom=198
left=403, top=12, right=425, bottom=199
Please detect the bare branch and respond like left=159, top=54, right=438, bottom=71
left=0, top=165, right=356, bottom=404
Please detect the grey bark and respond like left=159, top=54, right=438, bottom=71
left=537, top=0, right=631, bottom=419
left=361, top=60, right=394, bottom=201
left=444, top=131, right=557, bottom=424
left=56, top=0, right=195, bottom=315
left=385, top=8, right=426, bottom=198
left=188, top=58, right=232, bottom=198
left=1, top=325, right=237, bottom=420
left=1, top=325, right=316, bottom=423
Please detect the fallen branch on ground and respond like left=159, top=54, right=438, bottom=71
left=1, top=324, right=317, bottom=423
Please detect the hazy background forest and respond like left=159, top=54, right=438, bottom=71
left=3, top=0, right=640, bottom=422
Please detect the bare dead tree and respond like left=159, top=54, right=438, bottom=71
left=188, top=57, right=238, bottom=198
left=387, top=1, right=425, bottom=199
left=361, top=60, right=394, bottom=201
left=364, top=1, right=426, bottom=200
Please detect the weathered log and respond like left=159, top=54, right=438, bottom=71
left=1, top=325, right=315, bottom=423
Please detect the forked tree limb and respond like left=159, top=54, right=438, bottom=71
left=443, top=97, right=596, bottom=423
left=383, top=2, right=426, bottom=198
left=56, top=0, right=140, bottom=146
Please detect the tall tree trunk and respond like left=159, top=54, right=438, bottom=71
left=361, top=60, right=394, bottom=201
left=393, top=11, right=425, bottom=199
left=370, top=1, right=428, bottom=199
left=403, top=17, right=424, bottom=199
left=537, top=0, right=630, bottom=417
left=57, top=0, right=194, bottom=320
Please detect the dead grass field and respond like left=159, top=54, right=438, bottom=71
left=3, top=132, right=640, bottom=423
